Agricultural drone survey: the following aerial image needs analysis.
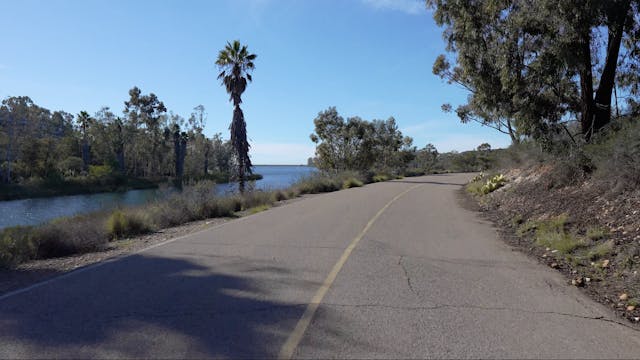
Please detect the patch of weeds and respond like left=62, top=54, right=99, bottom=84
left=247, top=204, right=271, bottom=215
left=372, top=174, right=391, bottom=183
left=466, top=179, right=485, bottom=196
left=531, top=215, right=586, bottom=254
left=586, top=226, right=610, bottom=241
left=517, top=219, right=539, bottom=236
left=511, top=214, right=524, bottom=227
left=342, top=177, right=364, bottom=189
left=586, top=240, right=614, bottom=261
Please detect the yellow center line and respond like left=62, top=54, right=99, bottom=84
left=278, top=184, right=423, bottom=360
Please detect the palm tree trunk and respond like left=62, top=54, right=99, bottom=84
left=231, top=105, right=251, bottom=193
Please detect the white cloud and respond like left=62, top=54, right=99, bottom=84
left=250, top=142, right=316, bottom=165
left=361, top=0, right=425, bottom=15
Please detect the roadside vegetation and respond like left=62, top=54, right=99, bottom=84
left=426, top=1, right=640, bottom=322
left=0, top=169, right=396, bottom=268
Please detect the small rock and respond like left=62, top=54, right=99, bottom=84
left=627, top=305, right=636, bottom=312
left=584, top=277, right=591, bottom=283
left=634, top=317, right=640, bottom=322
left=591, top=262, right=596, bottom=266
left=545, top=247, right=551, bottom=251
left=542, top=254, right=548, bottom=258
left=551, top=249, right=558, bottom=254
left=571, top=277, right=584, bottom=287
left=602, top=259, right=610, bottom=268
left=550, top=262, right=559, bottom=269
left=620, top=293, right=629, bottom=301
left=571, top=270, right=578, bottom=274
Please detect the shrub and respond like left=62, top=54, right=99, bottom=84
left=372, top=174, right=391, bottom=183
left=272, top=190, right=289, bottom=202
left=342, top=177, right=364, bottom=189
left=589, top=118, right=640, bottom=190
left=247, top=204, right=271, bottom=214
left=107, top=210, right=153, bottom=239
left=402, top=169, right=426, bottom=177
left=36, top=217, right=109, bottom=258
left=0, top=226, right=38, bottom=268
left=88, top=165, right=114, bottom=178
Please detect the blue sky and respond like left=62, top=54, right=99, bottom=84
left=1, top=0, right=511, bottom=164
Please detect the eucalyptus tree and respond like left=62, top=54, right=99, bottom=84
left=124, top=86, right=167, bottom=176
left=427, top=0, right=640, bottom=143
left=215, top=40, right=256, bottom=193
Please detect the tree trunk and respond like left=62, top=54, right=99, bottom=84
left=578, top=28, right=596, bottom=141
left=506, top=119, right=519, bottom=144
left=593, top=1, right=629, bottom=135
left=81, top=140, right=90, bottom=171
left=204, top=142, right=210, bottom=176
left=231, top=105, right=251, bottom=193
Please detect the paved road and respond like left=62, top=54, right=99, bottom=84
left=1, top=173, right=638, bottom=359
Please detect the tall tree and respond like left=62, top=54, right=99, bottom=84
left=215, top=40, right=256, bottom=193
left=77, top=111, right=93, bottom=171
left=123, top=86, right=167, bottom=176
left=428, top=0, right=639, bottom=142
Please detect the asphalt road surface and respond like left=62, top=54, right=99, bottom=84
left=1, top=173, right=638, bottom=359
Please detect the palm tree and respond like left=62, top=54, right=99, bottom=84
left=215, top=40, right=256, bottom=193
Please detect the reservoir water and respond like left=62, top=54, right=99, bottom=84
left=0, top=165, right=316, bottom=230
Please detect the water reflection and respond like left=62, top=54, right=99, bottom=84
left=0, top=165, right=316, bottom=229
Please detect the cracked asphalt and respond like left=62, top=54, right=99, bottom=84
left=1, top=173, right=639, bottom=359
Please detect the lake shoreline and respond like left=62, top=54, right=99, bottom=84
left=0, top=173, right=266, bottom=202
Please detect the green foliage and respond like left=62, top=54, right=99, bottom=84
left=88, top=165, right=113, bottom=178
left=427, top=0, right=640, bottom=143
left=342, top=177, right=364, bottom=189
left=402, top=169, right=426, bottom=177
left=310, top=107, right=412, bottom=174
left=0, top=93, right=238, bottom=198
left=589, top=119, right=640, bottom=190
left=586, top=226, right=610, bottom=241
left=247, top=204, right=270, bottom=215
left=107, top=210, right=153, bottom=239
left=517, top=215, right=586, bottom=255
left=466, top=179, right=486, bottom=196
left=533, top=216, right=585, bottom=254
left=0, top=226, right=38, bottom=268
left=372, top=174, right=391, bottom=183
left=587, top=240, right=614, bottom=261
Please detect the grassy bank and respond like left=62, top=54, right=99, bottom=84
left=0, top=171, right=371, bottom=268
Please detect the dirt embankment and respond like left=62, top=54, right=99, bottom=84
left=471, top=167, right=640, bottom=324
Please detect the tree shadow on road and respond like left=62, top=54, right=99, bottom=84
left=0, top=254, right=310, bottom=358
